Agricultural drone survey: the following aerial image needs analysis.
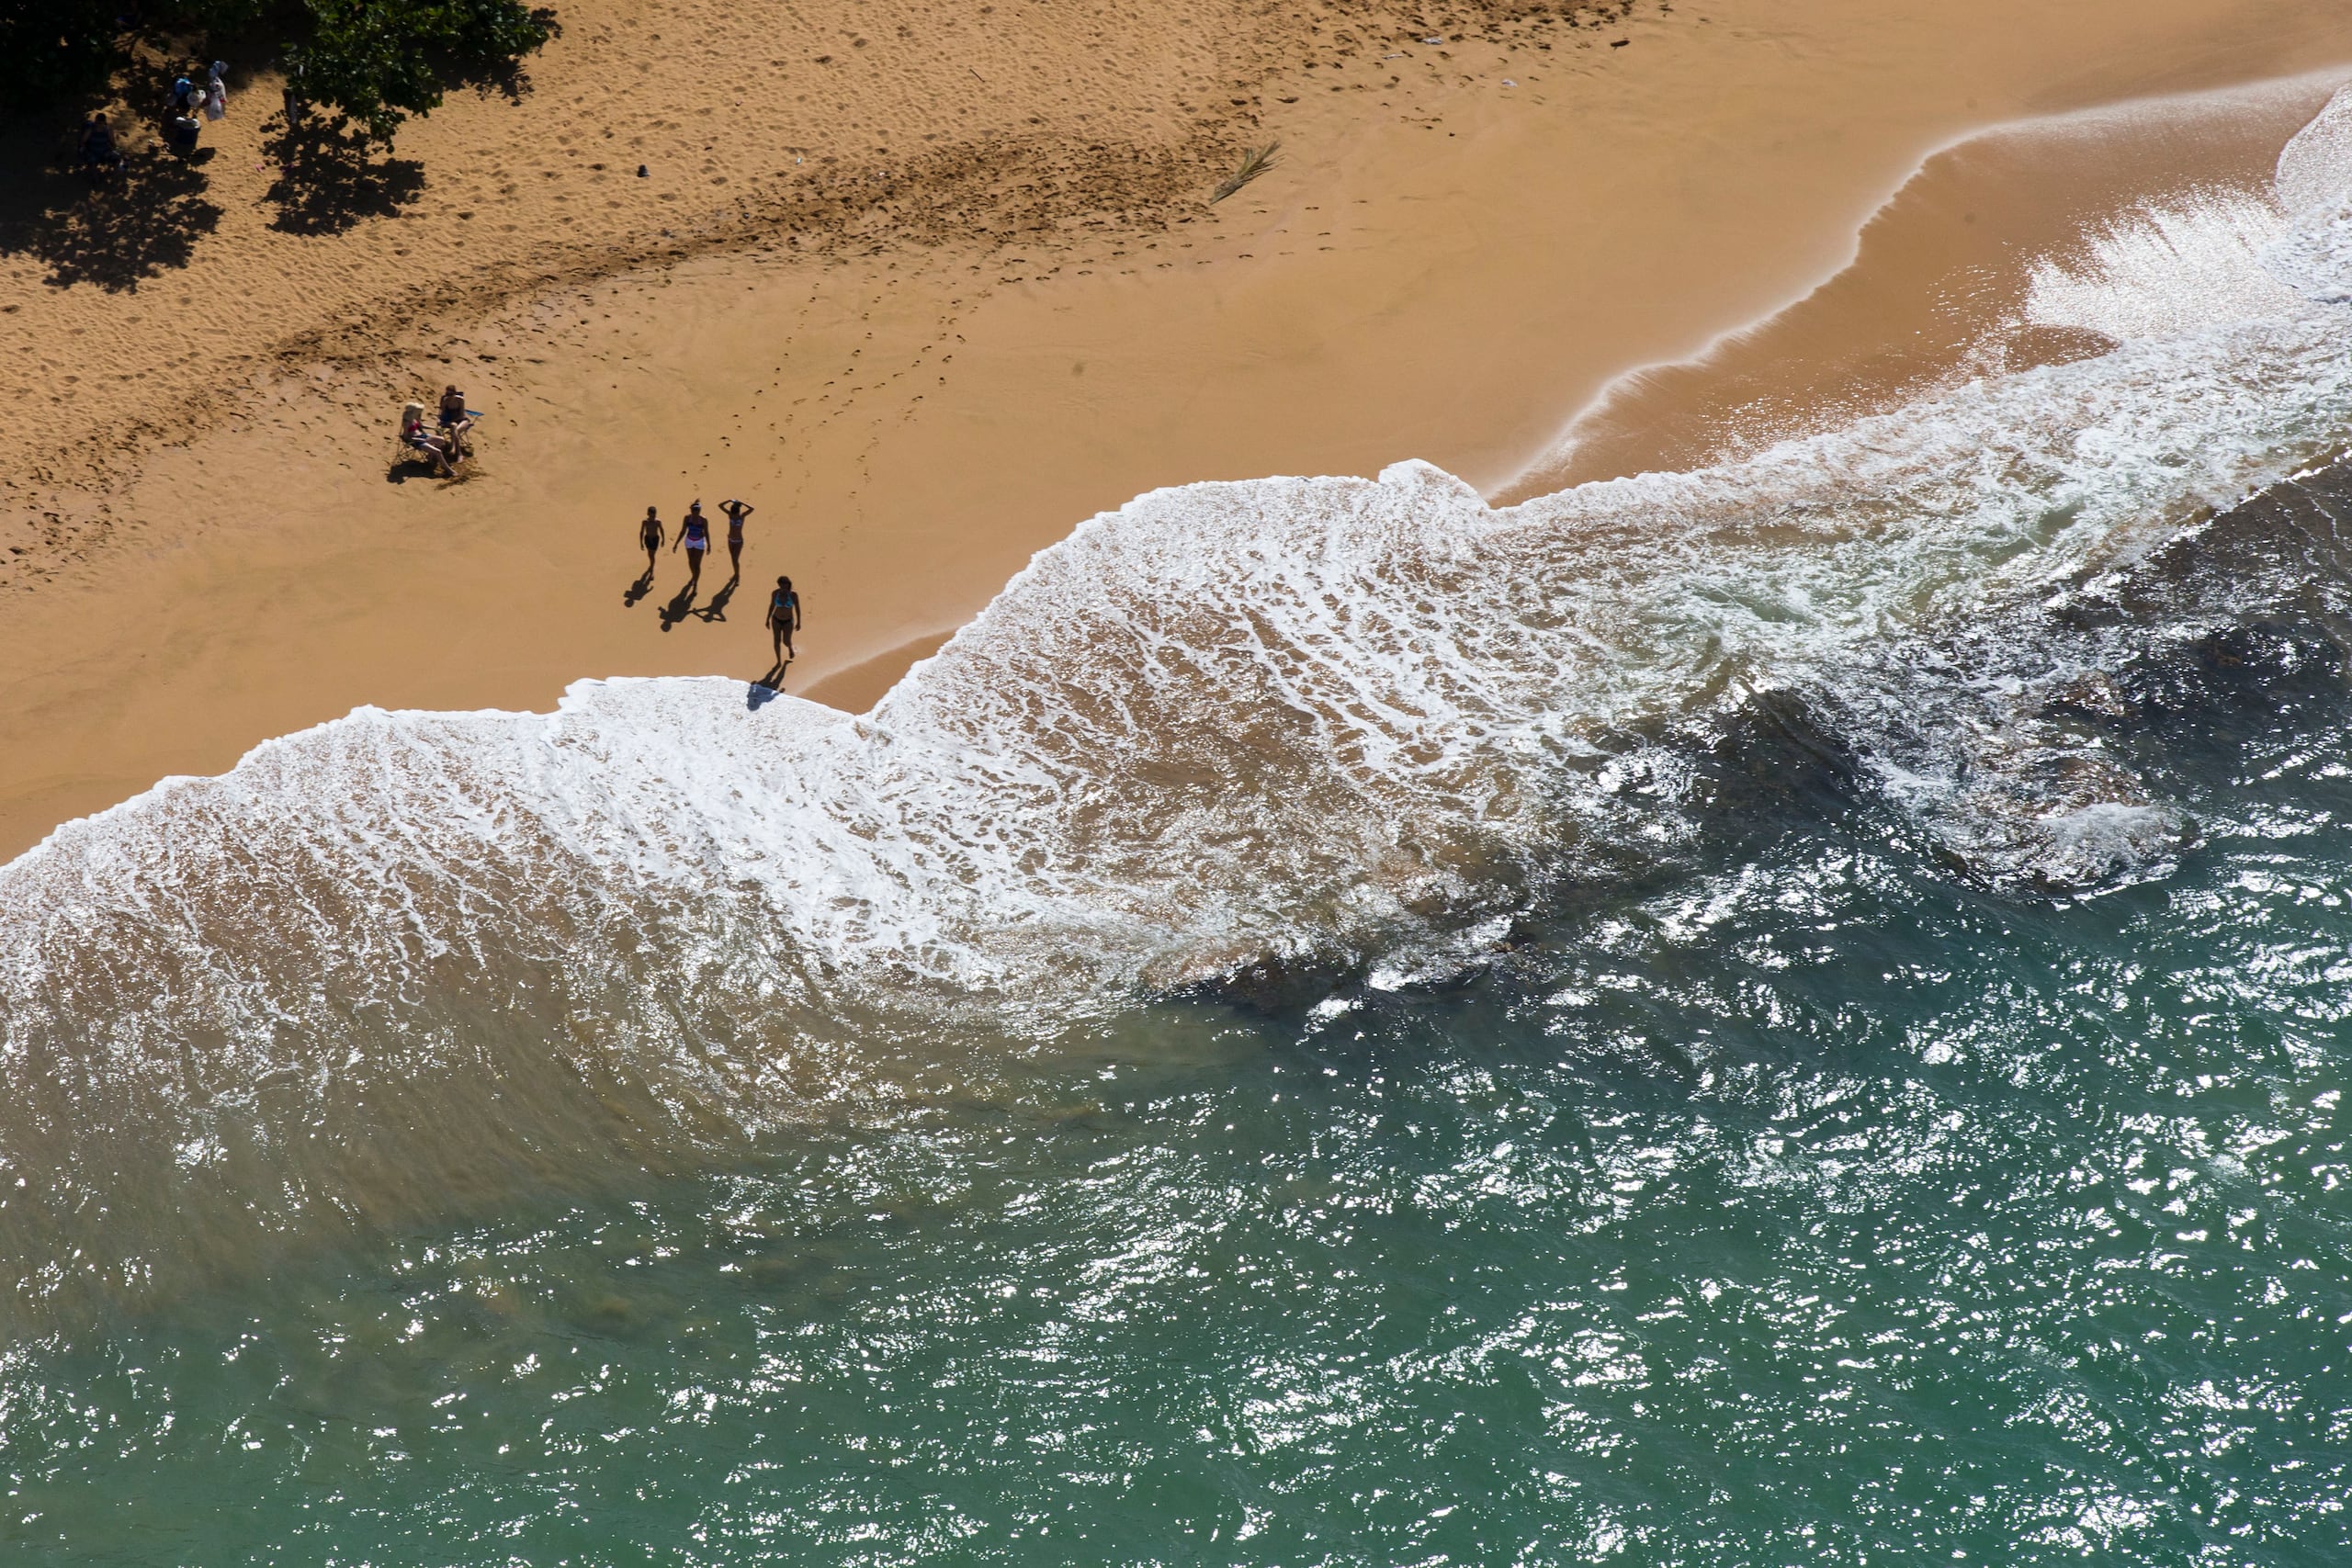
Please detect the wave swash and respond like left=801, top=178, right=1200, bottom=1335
left=8, top=85, right=2352, bottom=1326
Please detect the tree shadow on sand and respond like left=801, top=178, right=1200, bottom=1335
left=0, top=132, right=222, bottom=292
left=262, top=111, right=424, bottom=236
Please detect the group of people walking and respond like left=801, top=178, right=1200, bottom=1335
left=637, top=500, right=801, bottom=664
left=389, top=381, right=800, bottom=669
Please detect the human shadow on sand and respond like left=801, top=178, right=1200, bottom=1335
left=657, top=580, right=702, bottom=631
left=0, top=133, right=221, bottom=291
left=623, top=567, right=657, bottom=608
left=384, top=455, right=454, bottom=484
left=746, top=662, right=791, bottom=708
left=693, top=574, right=738, bottom=624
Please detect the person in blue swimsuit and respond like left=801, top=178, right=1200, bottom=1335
left=767, top=575, right=800, bottom=664
left=673, top=501, right=711, bottom=587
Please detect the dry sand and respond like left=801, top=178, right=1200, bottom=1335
left=4, top=0, right=2352, bottom=861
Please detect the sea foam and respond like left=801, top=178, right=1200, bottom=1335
left=5, top=82, right=2352, bottom=1324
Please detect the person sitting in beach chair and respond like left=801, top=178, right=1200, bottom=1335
left=401, top=402, right=457, bottom=477
left=77, top=114, right=126, bottom=175
left=436, top=385, right=475, bottom=457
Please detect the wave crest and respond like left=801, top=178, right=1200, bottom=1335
left=6, top=81, right=2352, bottom=1326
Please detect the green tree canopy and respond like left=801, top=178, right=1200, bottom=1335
left=288, top=0, right=556, bottom=144
left=1, top=0, right=553, bottom=145
left=0, top=0, right=128, bottom=105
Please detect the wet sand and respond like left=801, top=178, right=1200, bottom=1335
left=1505, top=70, right=2350, bottom=495
left=4, top=0, right=2352, bottom=861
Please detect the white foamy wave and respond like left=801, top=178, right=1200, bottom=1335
left=6, top=74, right=2352, bottom=1322
left=11, top=307, right=2352, bottom=1026
left=2018, top=84, right=2352, bottom=332
left=2260, top=84, right=2352, bottom=303
left=2025, top=190, right=2311, bottom=339
left=2274, top=82, right=2352, bottom=215
left=2258, top=199, right=2352, bottom=305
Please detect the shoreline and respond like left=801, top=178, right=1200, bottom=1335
left=5, top=0, right=2352, bottom=864
left=1500, top=67, right=2352, bottom=498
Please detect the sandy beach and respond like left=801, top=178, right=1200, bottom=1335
left=5, top=0, right=2352, bottom=862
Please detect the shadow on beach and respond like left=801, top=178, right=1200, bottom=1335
left=261, top=113, right=424, bottom=236
left=0, top=134, right=221, bottom=292
left=693, top=574, right=738, bottom=623
left=746, top=660, right=791, bottom=708
left=657, top=580, right=700, bottom=631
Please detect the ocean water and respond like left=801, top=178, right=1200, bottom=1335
left=7, top=85, right=2352, bottom=1568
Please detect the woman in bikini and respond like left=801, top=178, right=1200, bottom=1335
left=767, top=575, right=800, bottom=664
left=721, top=497, right=753, bottom=577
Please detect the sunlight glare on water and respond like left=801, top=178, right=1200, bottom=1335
left=5, top=764, right=2351, bottom=1563
left=7, top=71, right=2352, bottom=1568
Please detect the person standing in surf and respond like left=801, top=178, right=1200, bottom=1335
left=675, top=502, right=711, bottom=587
left=720, top=497, right=753, bottom=578
left=638, top=505, right=665, bottom=575
left=767, top=575, right=800, bottom=665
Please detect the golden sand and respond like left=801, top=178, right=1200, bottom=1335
left=2, top=0, right=2350, bottom=860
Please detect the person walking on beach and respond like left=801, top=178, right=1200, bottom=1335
left=767, top=575, right=801, bottom=664
left=204, top=62, right=228, bottom=122
left=638, top=505, right=665, bottom=574
left=720, top=497, right=753, bottom=577
left=675, top=502, right=711, bottom=586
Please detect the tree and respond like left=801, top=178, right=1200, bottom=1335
left=0, top=0, right=129, bottom=108
left=288, top=0, right=554, bottom=146
left=1, top=0, right=553, bottom=146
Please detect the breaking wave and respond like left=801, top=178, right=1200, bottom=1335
left=7, top=83, right=2352, bottom=1326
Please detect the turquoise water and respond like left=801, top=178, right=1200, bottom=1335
left=6, top=637, right=2349, bottom=1564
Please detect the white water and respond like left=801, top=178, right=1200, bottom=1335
left=13, top=86, right=2352, bottom=1003
left=2266, top=80, right=2352, bottom=302
left=4, top=86, right=2352, bottom=1317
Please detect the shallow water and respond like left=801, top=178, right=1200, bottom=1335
left=8, top=74, right=2352, bottom=1568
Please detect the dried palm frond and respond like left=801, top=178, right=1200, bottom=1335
left=1212, top=141, right=1281, bottom=203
